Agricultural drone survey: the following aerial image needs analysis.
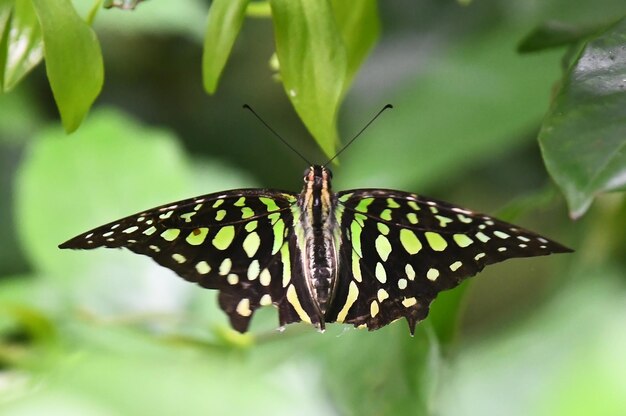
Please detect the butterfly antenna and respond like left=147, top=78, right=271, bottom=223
left=324, top=104, right=393, bottom=167
left=243, top=104, right=312, bottom=166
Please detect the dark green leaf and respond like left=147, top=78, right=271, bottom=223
left=270, top=0, right=347, bottom=159
left=539, top=17, right=626, bottom=218
left=518, top=20, right=604, bottom=53
left=331, top=0, right=380, bottom=92
left=0, top=0, right=43, bottom=92
left=202, top=0, right=249, bottom=94
left=31, top=0, right=103, bottom=132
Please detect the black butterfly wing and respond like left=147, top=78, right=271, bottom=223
left=59, top=189, right=301, bottom=333
left=326, top=189, right=572, bottom=334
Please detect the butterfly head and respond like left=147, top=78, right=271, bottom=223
left=304, top=165, right=333, bottom=188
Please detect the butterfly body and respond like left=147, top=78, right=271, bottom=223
left=60, top=165, right=572, bottom=335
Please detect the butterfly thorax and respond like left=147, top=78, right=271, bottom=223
left=297, top=165, right=339, bottom=317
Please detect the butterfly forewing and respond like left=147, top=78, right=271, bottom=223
left=328, top=189, right=572, bottom=334
left=59, top=189, right=300, bottom=332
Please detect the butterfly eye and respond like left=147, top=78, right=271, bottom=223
left=303, top=167, right=313, bottom=182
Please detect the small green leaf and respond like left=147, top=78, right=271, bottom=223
left=518, top=20, right=604, bottom=53
left=270, top=0, right=347, bottom=159
left=539, top=17, right=626, bottom=219
left=331, top=0, right=380, bottom=92
left=0, top=0, right=44, bottom=92
left=202, top=0, right=249, bottom=94
left=31, top=0, right=103, bottom=132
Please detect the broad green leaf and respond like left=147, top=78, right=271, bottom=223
left=270, top=0, right=347, bottom=159
left=331, top=0, right=380, bottom=92
left=202, top=0, right=249, bottom=94
left=32, top=0, right=103, bottom=132
left=0, top=0, right=44, bottom=92
left=518, top=20, right=604, bottom=53
left=338, top=30, right=563, bottom=192
left=15, top=109, right=194, bottom=312
left=539, top=17, right=626, bottom=219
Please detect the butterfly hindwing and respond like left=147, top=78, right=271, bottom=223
left=59, top=189, right=300, bottom=332
left=328, top=189, right=572, bottom=334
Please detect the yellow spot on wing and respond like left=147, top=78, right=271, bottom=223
left=453, top=234, right=473, bottom=248
left=186, top=228, right=208, bottom=245
left=247, top=260, right=260, bottom=280
left=260, top=197, right=280, bottom=211
left=271, top=219, right=285, bottom=254
left=280, top=243, right=291, bottom=287
left=494, top=230, right=510, bottom=239
left=370, top=300, right=380, bottom=317
left=234, top=197, right=246, bottom=207
left=245, top=220, right=258, bottom=232
left=377, top=222, right=390, bottom=235
left=172, top=253, right=186, bottom=263
left=408, top=201, right=420, bottom=211
left=375, top=262, right=387, bottom=283
left=377, top=288, right=389, bottom=302
left=242, top=232, right=260, bottom=257
left=350, top=221, right=363, bottom=257
left=375, top=235, right=392, bottom=261
left=405, top=264, right=416, bottom=280
left=241, top=207, right=255, bottom=219
left=213, top=226, right=235, bottom=250
left=161, top=229, right=180, bottom=241
left=380, top=209, right=392, bottom=221
left=336, top=281, right=359, bottom=322
left=400, top=229, right=422, bottom=254
left=219, top=258, right=232, bottom=275
left=286, top=285, right=311, bottom=323
left=426, top=268, right=439, bottom=281
left=402, top=297, right=417, bottom=307
left=425, top=232, right=447, bottom=251
left=215, top=210, right=226, bottom=221
left=236, top=298, right=252, bottom=316
left=352, top=252, right=362, bottom=282
left=476, top=232, right=490, bottom=242
left=449, top=261, right=462, bottom=271
left=196, top=261, right=211, bottom=275
left=387, top=198, right=400, bottom=208
left=259, top=269, right=271, bottom=286
left=355, top=197, right=374, bottom=212
left=260, top=294, right=272, bottom=306
left=407, top=213, right=418, bottom=224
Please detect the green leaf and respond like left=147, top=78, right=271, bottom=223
left=539, top=17, right=626, bottom=219
left=202, top=0, right=249, bottom=94
left=338, top=29, right=563, bottom=192
left=15, top=109, right=193, bottom=287
left=31, top=0, right=103, bottom=132
left=518, top=20, right=604, bottom=53
left=270, top=0, right=347, bottom=159
left=331, top=0, right=380, bottom=92
left=0, top=0, right=44, bottom=92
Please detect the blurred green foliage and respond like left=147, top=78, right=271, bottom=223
left=1, top=0, right=625, bottom=415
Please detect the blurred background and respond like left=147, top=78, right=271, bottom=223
left=1, top=0, right=625, bottom=415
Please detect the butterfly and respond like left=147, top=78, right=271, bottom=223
left=59, top=164, right=572, bottom=335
